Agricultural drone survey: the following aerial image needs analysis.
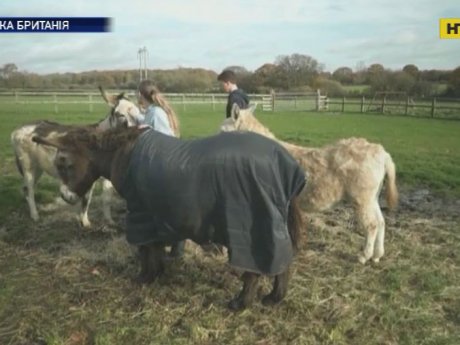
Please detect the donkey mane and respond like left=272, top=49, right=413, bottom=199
left=33, top=121, right=99, bottom=138
left=63, top=126, right=146, bottom=152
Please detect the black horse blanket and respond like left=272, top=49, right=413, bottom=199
left=119, top=129, right=306, bottom=275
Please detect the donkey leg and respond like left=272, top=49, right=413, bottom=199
left=17, top=152, right=41, bottom=221
left=24, top=170, right=40, bottom=221
left=262, top=268, right=290, bottom=306
left=169, top=240, right=186, bottom=258
left=200, top=243, right=225, bottom=256
left=228, top=272, right=259, bottom=311
left=137, top=243, right=166, bottom=284
left=138, top=245, right=150, bottom=283
left=78, top=184, right=95, bottom=228
left=357, top=203, right=379, bottom=264
left=372, top=205, right=386, bottom=263
left=101, top=178, right=115, bottom=225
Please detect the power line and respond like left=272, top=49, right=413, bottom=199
left=137, top=46, right=148, bottom=81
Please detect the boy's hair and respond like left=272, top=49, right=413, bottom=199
left=217, top=70, right=237, bottom=83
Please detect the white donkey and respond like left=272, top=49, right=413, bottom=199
left=11, top=87, right=141, bottom=227
left=221, top=105, right=398, bottom=264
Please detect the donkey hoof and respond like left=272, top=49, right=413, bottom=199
left=135, top=273, right=156, bottom=285
left=105, top=218, right=116, bottom=226
left=262, top=294, right=283, bottom=306
left=358, top=256, right=368, bottom=265
left=80, top=220, right=92, bottom=229
left=372, top=257, right=381, bottom=263
left=228, top=298, right=247, bottom=311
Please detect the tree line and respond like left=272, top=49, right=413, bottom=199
left=1, top=54, right=459, bottom=97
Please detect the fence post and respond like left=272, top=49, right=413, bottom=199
left=316, top=89, right=320, bottom=111
left=88, top=94, right=93, bottom=113
left=342, top=97, right=345, bottom=112
left=431, top=97, right=436, bottom=118
left=271, top=89, right=275, bottom=112
left=405, top=96, right=409, bottom=115
left=53, top=93, right=58, bottom=114
left=14, top=91, right=18, bottom=104
left=360, top=96, right=365, bottom=113
left=381, top=96, right=386, bottom=114
left=212, top=94, right=215, bottom=111
left=182, top=94, right=186, bottom=112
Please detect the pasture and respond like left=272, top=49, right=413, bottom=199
left=0, top=102, right=459, bottom=344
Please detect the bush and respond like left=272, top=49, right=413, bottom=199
left=312, top=78, right=346, bottom=97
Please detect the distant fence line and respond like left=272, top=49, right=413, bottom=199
left=326, top=95, right=460, bottom=119
left=0, top=91, right=273, bottom=113
left=0, top=91, right=459, bottom=119
left=0, top=90, right=328, bottom=113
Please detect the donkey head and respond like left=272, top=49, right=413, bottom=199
left=220, top=103, right=257, bottom=132
left=32, top=128, right=101, bottom=198
left=98, top=86, right=141, bottom=130
left=32, top=126, right=144, bottom=198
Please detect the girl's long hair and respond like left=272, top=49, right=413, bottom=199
left=138, top=80, right=180, bottom=137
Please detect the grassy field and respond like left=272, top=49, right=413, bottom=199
left=1, top=102, right=459, bottom=344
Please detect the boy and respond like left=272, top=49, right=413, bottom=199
left=217, top=69, right=250, bottom=118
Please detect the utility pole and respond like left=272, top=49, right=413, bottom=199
left=137, top=46, right=148, bottom=81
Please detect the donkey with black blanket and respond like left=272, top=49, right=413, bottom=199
left=32, top=126, right=305, bottom=310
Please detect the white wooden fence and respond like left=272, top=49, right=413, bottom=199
left=0, top=91, right=271, bottom=113
left=0, top=90, right=329, bottom=113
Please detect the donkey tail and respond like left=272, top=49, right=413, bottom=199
left=288, top=196, right=303, bottom=253
left=11, top=130, right=24, bottom=176
left=384, top=153, right=399, bottom=210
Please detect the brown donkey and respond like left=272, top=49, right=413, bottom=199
left=32, top=126, right=305, bottom=310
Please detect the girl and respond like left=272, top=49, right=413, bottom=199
left=137, top=80, right=180, bottom=137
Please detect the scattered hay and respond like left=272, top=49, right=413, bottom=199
left=1, top=188, right=459, bottom=344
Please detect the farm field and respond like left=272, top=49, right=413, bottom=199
left=0, top=102, right=459, bottom=344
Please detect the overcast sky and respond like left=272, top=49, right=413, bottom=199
left=1, top=0, right=459, bottom=74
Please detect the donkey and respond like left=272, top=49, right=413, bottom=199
left=221, top=104, right=398, bottom=264
left=32, top=126, right=305, bottom=310
left=10, top=88, right=141, bottom=227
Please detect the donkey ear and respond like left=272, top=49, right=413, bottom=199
left=231, top=103, right=240, bottom=120
left=128, top=104, right=141, bottom=117
left=248, top=103, right=257, bottom=115
left=99, top=86, right=118, bottom=107
left=32, top=135, right=66, bottom=150
left=33, top=131, right=85, bottom=151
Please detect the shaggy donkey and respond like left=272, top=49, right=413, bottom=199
left=221, top=105, right=398, bottom=264
left=32, top=126, right=305, bottom=310
left=10, top=88, right=140, bottom=227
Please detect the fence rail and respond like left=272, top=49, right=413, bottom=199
left=0, top=91, right=459, bottom=119
left=326, top=96, right=460, bottom=119
left=0, top=91, right=272, bottom=113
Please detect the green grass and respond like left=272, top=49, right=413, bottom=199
left=1, top=102, right=460, bottom=222
left=255, top=111, right=460, bottom=197
left=1, top=101, right=460, bottom=344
